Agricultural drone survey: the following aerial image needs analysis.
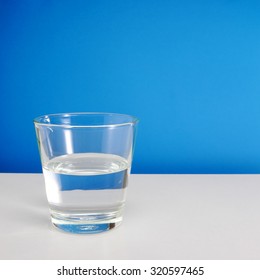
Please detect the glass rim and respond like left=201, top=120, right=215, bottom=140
left=33, top=112, right=139, bottom=128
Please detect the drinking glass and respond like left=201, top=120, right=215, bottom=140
left=34, top=112, right=138, bottom=234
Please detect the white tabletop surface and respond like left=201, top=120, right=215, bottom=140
left=0, top=173, right=259, bottom=260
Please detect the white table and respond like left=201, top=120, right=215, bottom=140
left=0, top=173, right=259, bottom=260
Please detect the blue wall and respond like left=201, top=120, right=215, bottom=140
left=1, top=0, right=260, bottom=174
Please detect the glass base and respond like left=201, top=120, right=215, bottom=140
left=50, top=210, right=123, bottom=234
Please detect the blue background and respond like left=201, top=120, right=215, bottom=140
left=1, top=0, right=260, bottom=174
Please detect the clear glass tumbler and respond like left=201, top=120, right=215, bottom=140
left=34, top=112, right=138, bottom=234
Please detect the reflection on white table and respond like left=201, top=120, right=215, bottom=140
left=0, top=173, right=259, bottom=260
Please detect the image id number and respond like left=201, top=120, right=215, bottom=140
left=150, top=266, right=204, bottom=276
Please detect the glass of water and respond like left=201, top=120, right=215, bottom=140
left=34, top=112, right=138, bottom=234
